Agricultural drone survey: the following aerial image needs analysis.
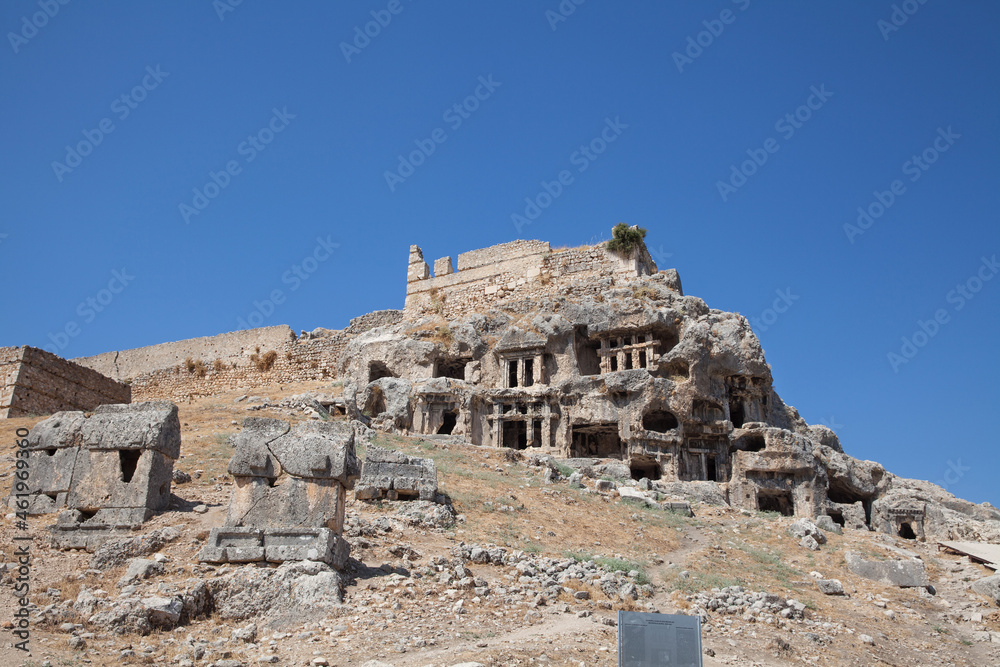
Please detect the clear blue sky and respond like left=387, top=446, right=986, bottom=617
left=2, top=2, right=998, bottom=504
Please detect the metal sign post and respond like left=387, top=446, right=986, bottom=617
left=618, top=611, right=703, bottom=666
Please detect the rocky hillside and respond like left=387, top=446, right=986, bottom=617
left=1, top=381, right=998, bottom=666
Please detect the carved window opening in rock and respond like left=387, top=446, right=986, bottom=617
left=735, top=434, right=765, bottom=452
left=435, top=359, right=467, bottom=380
left=653, top=325, right=680, bottom=358
left=898, top=522, right=916, bottom=540
left=827, top=480, right=874, bottom=526
left=45, top=448, right=57, bottom=456
left=502, top=421, right=528, bottom=450
left=725, top=375, right=767, bottom=425
left=503, top=351, right=544, bottom=388
left=363, top=386, right=387, bottom=417
left=642, top=409, right=678, bottom=433
left=729, top=398, right=745, bottom=428
left=630, top=458, right=661, bottom=481
left=368, top=361, right=395, bottom=382
left=438, top=410, right=458, bottom=435
left=597, top=331, right=664, bottom=374
left=119, top=449, right=141, bottom=483
left=574, top=329, right=602, bottom=376
left=493, top=400, right=554, bottom=450
left=570, top=424, right=622, bottom=459
left=827, top=511, right=846, bottom=527
left=680, top=439, right=729, bottom=482
left=78, top=510, right=97, bottom=522
left=758, top=491, right=794, bottom=516
left=692, top=400, right=725, bottom=423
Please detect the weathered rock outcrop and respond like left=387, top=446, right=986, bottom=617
left=332, top=231, right=1000, bottom=544
left=198, top=418, right=359, bottom=569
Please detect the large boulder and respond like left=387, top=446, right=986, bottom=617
left=971, top=575, right=1000, bottom=606
left=207, top=560, right=345, bottom=629
left=844, top=552, right=929, bottom=588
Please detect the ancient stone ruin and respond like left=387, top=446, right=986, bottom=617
left=1, top=345, right=130, bottom=418
left=198, top=418, right=359, bottom=569
left=8, top=401, right=180, bottom=549
left=355, top=443, right=438, bottom=501
left=331, top=230, right=1000, bottom=544
left=24, top=228, right=997, bottom=548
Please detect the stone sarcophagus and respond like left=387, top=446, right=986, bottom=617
left=7, top=401, right=181, bottom=550
left=198, top=418, right=360, bottom=569
left=354, top=443, right=438, bottom=502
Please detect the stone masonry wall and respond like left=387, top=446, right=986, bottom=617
left=49, top=238, right=669, bottom=402
left=346, top=309, right=404, bottom=334
left=1, top=347, right=23, bottom=417
left=126, top=332, right=352, bottom=402
left=0, top=346, right=131, bottom=418
left=456, top=239, right=552, bottom=271
left=70, top=317, right=408, bottom=403
left=404, top=239, right=665, bottom=318
left=75, top=326, right=297, bottom=382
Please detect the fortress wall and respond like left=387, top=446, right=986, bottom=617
left=71, top=315, right=413, bottom=403
left=1, top=347, right=24, bottom=416
left=126, top=331, right=351, bottom=402
left=1, top=346, right=130, bottom=418
left=404, top=240, right=664, bottom=318
left=456, top=239, right=552, bottom=270
left=74, top=326, right=297, bottom=382
left=346, top=309, right=404, bottom=334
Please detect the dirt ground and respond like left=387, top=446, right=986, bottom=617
left=1, top=381, right=997, bottom=666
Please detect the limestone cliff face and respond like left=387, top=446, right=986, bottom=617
left=339, top=234, right=1000, bottom=543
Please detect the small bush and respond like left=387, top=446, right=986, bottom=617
left=433, top=325, right=453, bottom=346
left=428, top=287, right=445, bottom=315
left=185, top=357, right=206, bottom=377
left=522, top=540, right=542, bottom=554
left=251, top=350, right=278, bottom=372
left=593, top=556, right=650, bottom=586
left=565, top=550, right=594, bottom=563
left=663, top=570, right=742, bottom=595
left=606, top=223, right=647, bottom=256
left=633, top=286, right=658, bottom=300
left=212, top=359, right=225, bottom=372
